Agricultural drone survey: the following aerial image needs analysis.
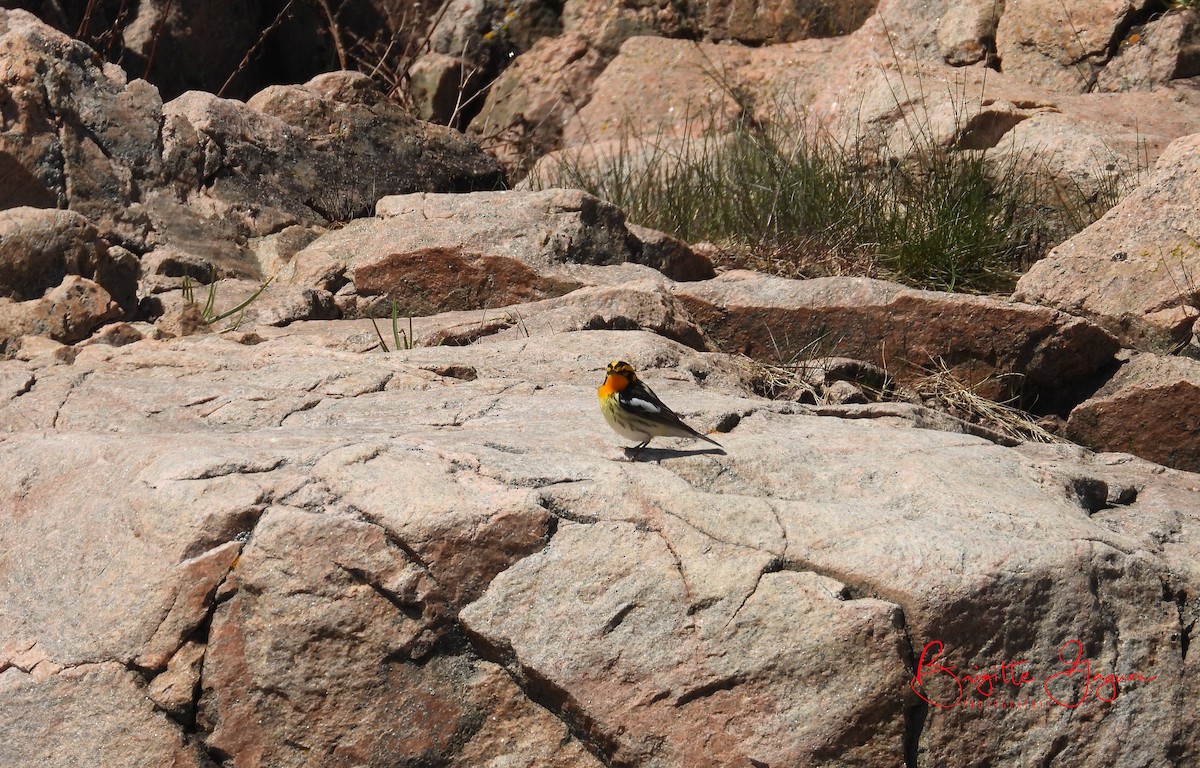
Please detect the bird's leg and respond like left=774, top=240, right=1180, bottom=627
left=628, top=438, right=651, bottom=459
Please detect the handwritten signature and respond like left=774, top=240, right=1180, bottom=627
left=909, top=639, right=1158, bottom=709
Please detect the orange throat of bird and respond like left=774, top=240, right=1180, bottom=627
left=598, top=373, right=629, bottom=400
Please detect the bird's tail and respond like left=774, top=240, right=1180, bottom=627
left=691, top=427, right=723, bottom=448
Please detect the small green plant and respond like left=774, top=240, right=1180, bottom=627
left=181, top=270, right=274, bottom=330
left=369, top=298, right=416, bottom=351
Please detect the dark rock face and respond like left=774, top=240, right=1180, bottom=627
left=0, top=10, right=167, bottom=231
left=1, top=9, right=504, bottom=263
left=1, top=8, right=507, bottom=351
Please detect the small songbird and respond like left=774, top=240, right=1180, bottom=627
left=597, top=360, right=723, bottom=455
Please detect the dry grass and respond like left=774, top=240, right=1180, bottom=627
left=910, top=360, right=1062, bottom=444
left=733, top=352, right=1063, bottom=444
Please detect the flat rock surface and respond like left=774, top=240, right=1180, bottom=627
left=1, top=326, right=1197, bottom=767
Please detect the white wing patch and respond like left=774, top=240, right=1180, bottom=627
left=625, top=397, right=662, bottom=415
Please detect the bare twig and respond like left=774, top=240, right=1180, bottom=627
left=390, top=0, right=456, bottom=97
left=315, top=0, right=349, bottom=70
left=76, top=0, right=100, bottom=38
left=218, top=0, right=296, bottom=98
left=142, top=0, right=174, bottom=79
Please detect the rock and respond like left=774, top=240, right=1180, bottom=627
left=1096, top=8, right=1200, bottom=92
left=249, top=275, right=713, bottom=352
left=99, top=244, right=141, bottom=313
left=196, top=506, right=547, bottom=765
left=119, top=0, right=265, bottom=101
left=0, top=9, right=165, bottom=232
left=734, top=354, right=891, bottom=404
left=421, top=280, right=714, bottom=351
left=137, top=247, right=222, bottom=295
left=430, top=0, right=562, bottom=65
left=561, top=0, right=697, bottom=53
left=461, top=424, right=1196, bottom=766
left=248, top=71, right=504, bottom=199
left=1014, top=133, right=1200, bottom=351
left=0, top=207, right=130, bottom=306
left=816, top=53, right=1200, bottom=210
left=626, top=224, right=715, bottom=281
left=79, top=321, right=155, bottom=348
left=0, top=275, right=121, bottom=348
left=0, top=329, right=1197, bottom=766
left=8, top=334, right=75, bottom=364
left=1, top=10, right=506, bottom=283
left=150, top=278, right=340, bottom=331
left=559, top=36, right=749, bottom=151
left=248, top=224, right=323, bottom=279
left=563, top=0, right=873, bottom=49
left=823, top=377, right=869, bottom=404
left=714, top=34, right=854, bottom=130
left=551, top=30, right=1200, bottom=218
left=1066, top=353, right=1200, bottom=472
left=468, top=33, right=609, bottom=177
left=465, top=0, right=840, bottom=177
left=0, top=663, right=206, bottom=767
left=154, top=302, right=211, bottom=339
left=150, top=71, right=504, bottom=273
left=937, top=0, right=1002, bottom=65
left=283, top=189, right=709, bottom=315
left=244, top=286, right=339, bottom=327
left=703, top=0, right=876, bottom=44
left=453, top=660, right=605, bottom=767
left=147, top=640, right=206, bottom=718
left=674, top=270, right=1120, bottom=403
left=995, top=0, right=1149, bottom=92
left=407, top=52, right=486, bottom=127
left=801, top=357, right=891, bottom=403
left=132, top=71, right=505, bottom=277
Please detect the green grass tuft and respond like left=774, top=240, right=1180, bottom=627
left=538, top=112, right=1118, bottom=294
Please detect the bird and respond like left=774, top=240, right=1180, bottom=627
left=597, top=360, right=723, bottom=456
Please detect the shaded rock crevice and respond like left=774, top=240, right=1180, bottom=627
left=892, top=601, right=928, bottom=768
left=1104, top=1, right=1177, bottom=62
left=333, top=562, right=427, bottom=623
left=672, top=674, right=744, bottom=707
left=1162, top=579, right=1195, bottom=663
left=270, top=396, right=321, bottom=425
left=902, top=696, right=929, bottom=768
left=811, top=402, right=1023, bottom=446
left=49, top=370, right=93, bottom=430
left=343, top=506, right=440, bottom=577
left=5, top=371, right=36, bottom=400
left=146, top=519, right=263, bottom=737
left=458, top=622, right=622, bottom=768
left=536, top=492, right=600, bottom=526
